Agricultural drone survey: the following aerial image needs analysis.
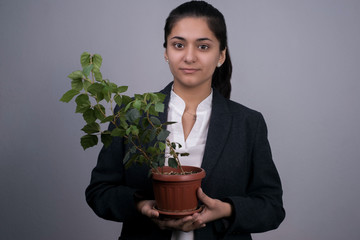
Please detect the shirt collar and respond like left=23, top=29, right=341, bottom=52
left=170, top=88, right=213, bottom=113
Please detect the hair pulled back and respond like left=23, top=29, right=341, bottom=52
left=163, top=0, right=232, bottom=99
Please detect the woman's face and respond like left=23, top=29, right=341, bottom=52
left=165, top=17, right=226, bottom=89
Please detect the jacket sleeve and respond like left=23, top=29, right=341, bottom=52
left=224, top=113, right=285, bottom=234
left=85, top=108, right=140, bottom=222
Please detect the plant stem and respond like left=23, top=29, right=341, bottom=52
left=166, top=139, right=185, bottom=174
left=128, top=136, right=161, bottom=174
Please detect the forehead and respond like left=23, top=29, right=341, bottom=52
left=168, top=17, right=217, bottom=41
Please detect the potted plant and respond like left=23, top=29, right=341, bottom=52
left=60, top=52, right=205, bottom=217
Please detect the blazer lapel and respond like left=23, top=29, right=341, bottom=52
left=158, top=82, right=172, bottom=124
left=158, top=83, right=232, bottom=178
left=201, top=90, right=232, bottom=178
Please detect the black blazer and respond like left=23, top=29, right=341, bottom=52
left=86, top=83, right=285, bottom=240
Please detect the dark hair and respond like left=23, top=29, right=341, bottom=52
left=163, top=0, right=232, bottom=99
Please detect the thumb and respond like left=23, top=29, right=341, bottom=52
left=197, top=188, right=212, bottom=205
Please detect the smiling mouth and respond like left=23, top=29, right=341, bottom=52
left=180, top=68, right=199, bottom=74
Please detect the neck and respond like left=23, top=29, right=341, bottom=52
left=172, top=81, right=211, bottom=111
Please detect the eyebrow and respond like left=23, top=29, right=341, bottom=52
left=170, top=36, right=213, bottom=42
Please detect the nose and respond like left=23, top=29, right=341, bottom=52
left=184, top=46, right=197, bottom=64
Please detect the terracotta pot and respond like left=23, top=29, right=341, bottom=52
left=152, top=166, right=206, bottom=218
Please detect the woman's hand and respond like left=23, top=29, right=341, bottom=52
left=136, top=200, right=159, bottom=218
left=137, top=188, right=233, bottom=232
left=191, top=188, right=232, bottom=226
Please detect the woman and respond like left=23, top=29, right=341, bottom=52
left=86, top=1, right=285, bottom=239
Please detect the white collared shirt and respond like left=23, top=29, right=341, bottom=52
left=166, top=89, right=213, bottom=240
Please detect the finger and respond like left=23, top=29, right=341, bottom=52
left=146, top=206, right=159, bottom=218
left=181, top=215, right=195, bottom=223
left=197, top=188, right=213, bottom=206
left=191, top=220, right=206, bottom=229
left=148, top=209, right=159, bottom=218
left=155, top=218, right=184, bottom=231
left=141, top=202, right=159, bottom=218
left=154, top=215, right=196, bottom=231
left=181, top=217, right=206, bottom=231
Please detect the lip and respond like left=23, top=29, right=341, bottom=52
left=180, top=68, right=199, bottom=74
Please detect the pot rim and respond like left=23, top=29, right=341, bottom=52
left=152, top=166, right=206, bottom=181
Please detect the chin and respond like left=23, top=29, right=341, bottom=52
left=175, top=79, right=210, bottom=89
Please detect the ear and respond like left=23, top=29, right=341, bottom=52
left=219, top=47, right=227, bottom=65
left=164, top=50, right=168, bottom=62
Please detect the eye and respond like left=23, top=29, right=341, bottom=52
left=173, top=43, right=184, bottom=49
left=198, top=45, right=209, bottom=50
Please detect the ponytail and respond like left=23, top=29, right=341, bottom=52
left=212, top=49, right=232, bottom=99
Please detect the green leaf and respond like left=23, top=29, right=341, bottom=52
left=87, top=82, right=104, bottom=100
left=81, top=52, right=91, bottom=68
left=126, top=126, right=132, bottom=135
left=68, top=70, right=84, bottom=80
left=80, top=134, right=98, bottom=150
left=125, top=154, right=138, bottom=169
left=144, top=103, right=152, bottom=112
left=180, top=153, right=190, bottom=157
left=100, top=115, right=114, bottom=123
left=124, top=102, right=133, bottom=112
left=126, top=108, right=141, bottom=122
left=138, top=155, right=146, bottom=165
left=117, top=86, right=128, bottom=93
left=148, top=105, right=158, bottom=116
left=120, top=117, right=129, bottom=129
left=157, top=155, right=165, bottom=167
left=83, top=108, right=96, bottom=124
left=60, top=89, right=80, bottom=102
left=131, top=126, right=139, bottom=136
left=93, top=68, right=102, bottom=82
left=123, top=151, right=130, bottom=164
left=102, top=85, right=111, bottom=102
left=155, top=103, right=164, bottom=113
left=114, top=94, right=122, bottom=106
left=71, top=78, right=83, bottom=91
left=83, top=64, right=94, bottom=77
left=144, top=93, right=151, bottom=101
left=149, top=116, right=161, bottom=126
left=158, top=142, right=166, bottom=151
left=157, top=129, right=170, bottom=141
left=111, top=128, right=126, bottom=137
left=147, top=146, right=158, bottom=155
left=134, top=94, right=142, bottom=100
left=75, top=94, right=91, bottom=113
left=122, top=95, right=132, bottom=106
left=94, top=104, right=106, bottom=120
left=133, top=99, right=141, bottom=110
left=109, top=82, right=118, bottom=93
left=141, top=118, right=149, bottom=129
left=139, top=128, right=150, bottom=142
left=101, top=132, right=112, bottom=147
left=87, top=82, right=103, bottom=95
left=83, top=80, right=91, bottom=91
left=149, top=129, right=157, bottom=142
left=151, top=161, right=159, bottom=169
left=149, top=93, right=159, bottom=101
left=75, top=94, right=90, bottom=105
left=92, top=54, right=102, bottom=69
left=129, top=146, right=137, bottom=153
left=168, top=158, right=178, bottom=168
left=81, top=122, right=100, bottom=134
left=156, top=93, right=166, bottom=102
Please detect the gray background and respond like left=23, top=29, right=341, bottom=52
left=1, top=0, right=359, bottom=239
